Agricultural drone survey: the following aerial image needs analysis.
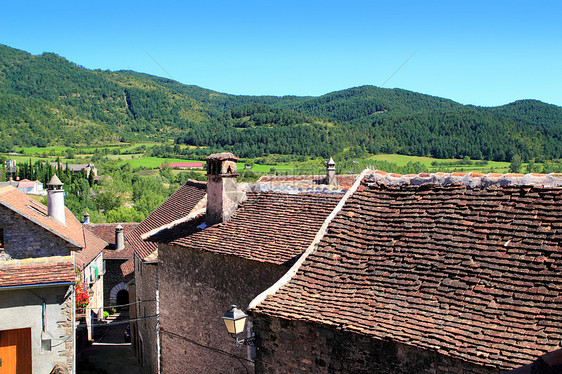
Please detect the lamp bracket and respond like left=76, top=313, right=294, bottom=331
left=232, top=334, right=255, bottom=347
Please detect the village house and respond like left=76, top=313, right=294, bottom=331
left=48, top=162, right=98, bottom=179
left=125, top=179, right=207, bottom=373
left=130, top=153, right=561, bottom=373
left=140, top=153, right=356, bottom=373
left=0, top=175, right=107, bottom=373
left=84, top=221, right=138, bottom=310
left=0, top=178, right=44, bottom=195
left=249, top=171, right=562, bottom=373
left=0, top=255, right=75, bottom=374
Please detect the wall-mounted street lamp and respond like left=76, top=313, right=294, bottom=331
left=222, top=305, right=255, bottom=346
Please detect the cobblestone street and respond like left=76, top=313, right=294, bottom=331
left=78, top=312, right=140, bottom=374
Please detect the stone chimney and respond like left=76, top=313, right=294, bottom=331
left=47, top=174, right=65, bottom=225
left=326, top=157, right=337, bottom=186
left=83, top=212, right=90, bottom=224
left=205, top=152, right=239, bottom=225
left=115, top=224, right=124, bottom=251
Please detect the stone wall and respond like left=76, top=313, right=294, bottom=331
left=252, top=315, right=501, bottom=374
left=133, top=257, right=159, bottom=374
left=158, top=243, right=287, bottom=374
left=0, top=205, right=74, bottom=258
left=0, top=285, right=74, bottom=373
left=103, top=259, right=131, bottom=308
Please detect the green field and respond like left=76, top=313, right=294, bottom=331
left=117, top=157, right=201, bottom=168
left=6, top=155, right=75, bottom=164
left=5, top=147, right=520, bottom=175
left=20, top=146, right=69, bottom=155
left=117, top=156, right=295, bottom=173
left=369, top=154, right=511, bottom=173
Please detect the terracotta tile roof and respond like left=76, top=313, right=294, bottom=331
left=146, top=215, right=205, bottom=245
left=0, top=256, right=74, bottom=288
left=17, top=179, right=38, bottom=188
left=163, top=191, right=343, bottom=265
left=258, top=174, right=357, bottom=190
left=253, top=180, right=562, bottom=371
left=0, top=186, right=107, bottom=267
left=120, top=258, right=134, bottom=277
left=74, top=225, right=109, bottom=268
left=85, top=223, right=138, bottom=260
left=126, top=180, right=207, bottom=262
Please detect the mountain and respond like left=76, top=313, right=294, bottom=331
left=0, top=44, right=561, bottom=161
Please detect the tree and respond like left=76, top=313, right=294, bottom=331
left=526, top=158, right=540, bottom=173
left=509, top=154, right=523, bottom=173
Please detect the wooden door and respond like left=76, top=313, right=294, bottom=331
left=0, top=328, right=31, bottom=374
left=0, top=344, right=17, bottom=374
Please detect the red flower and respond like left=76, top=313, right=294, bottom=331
left=75, top=282, right=89, bottom=313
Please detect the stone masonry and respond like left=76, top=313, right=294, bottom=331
left=103, top=259, right=132, bottom=308
left=158, top=243, right=287, bottom=374
left=58, top=285, right=75, bottom=371
left=133, top=256, right=159, bottom=374
left=252, top=315, right=500, bottom=374
left=0, top=205, right=74, bottom=259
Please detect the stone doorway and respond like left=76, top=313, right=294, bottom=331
left=109, top=282, right=129, bottom=309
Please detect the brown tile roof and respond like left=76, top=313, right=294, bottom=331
left=163, top=191, right=343, bottom=265
left=258, top=174, right=357, bottom=190
left=85, top=223, right=138, bottom=260
left=0, top=186, right=107, bottom=267
left=120, top=258, right=134, bottom=277
left=252, top=180, right=562, bottom=371
left=0, top=256, right=74, bottom=288
left=126, top=180, right=207, bottom=262
left=74, top=225, right=108, bottom=268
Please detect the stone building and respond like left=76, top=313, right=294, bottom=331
left=0, top=256, right=75, bottom=373
left=126, top=179, right=207, bottom=373
left=144, top=153, right=356, bottom=373
left=0, top=176, right=107, bottom=347
left=0, top=176, right=107, bottom=373
left=250, top=171, right=562, bottom=373
left=85, top=222, right=138, bottom=309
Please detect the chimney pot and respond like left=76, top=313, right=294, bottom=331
left=115, top=224, right=124, bottom=251
left=83, top=212, right=90, bottom=224
left=47, top=174, right=65, bottom=225
left=326, top=157, right=337, bottom=186
left=205, top=153, right=240, bottom=225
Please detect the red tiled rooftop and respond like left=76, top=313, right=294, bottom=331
left=85, top=223, right=138, bottom=260
left=17, top=179, right=38, bottom=188
left=258, top=174, right=357, bottom=190
left=165, top=191, right=343, bottom=265
left=0, top=256, right=74, bottom=288
left=0, top=185, right=107, bottom=267
left=162, top=162, right=204, bottom=168
left=126, top=180, right=207, bottom=261
left=253, top=181, right=562, bottom=371
left=120, top=258, right=134, bottom=277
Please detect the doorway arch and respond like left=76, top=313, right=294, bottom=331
left=109, top=282, right=129, bottom=308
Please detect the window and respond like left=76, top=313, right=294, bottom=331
left=0, top=228, right=3, bottom=248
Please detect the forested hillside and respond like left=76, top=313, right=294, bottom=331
left=1, top=45, right=561, bottom=162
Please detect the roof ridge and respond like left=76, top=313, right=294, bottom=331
left=365, top=170, right=562, bottom=187
left=248, top=182, right=347, bottom=194
left=0, top=255, right=73, bottom=268
left=0, top=185, right=14, bottom=194
left=248, top=169, right=370, bottom=311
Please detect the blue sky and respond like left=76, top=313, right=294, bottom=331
left=2, top=0, right=561, bottom=107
